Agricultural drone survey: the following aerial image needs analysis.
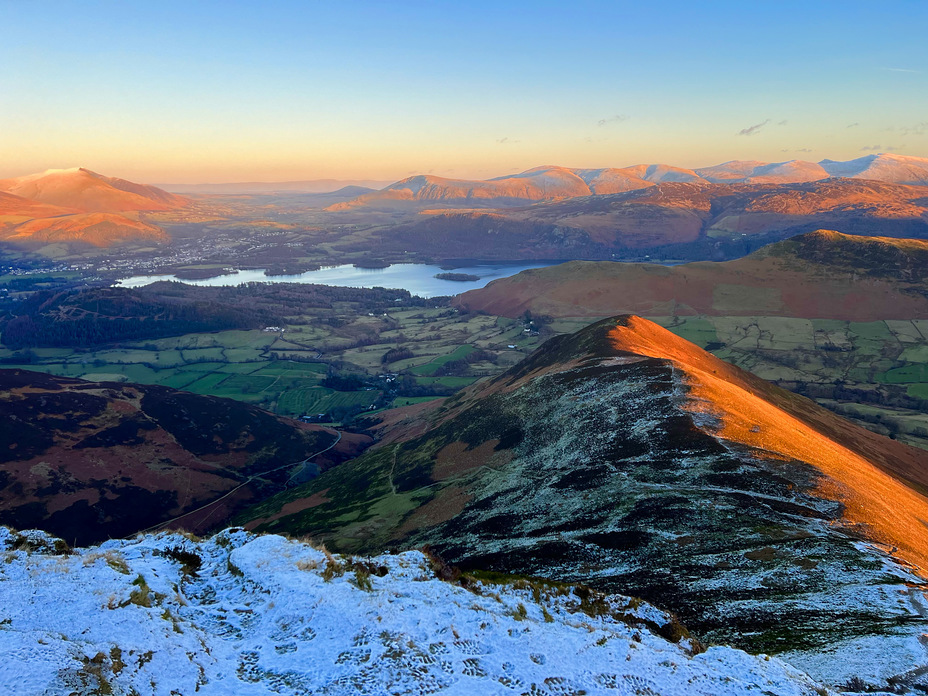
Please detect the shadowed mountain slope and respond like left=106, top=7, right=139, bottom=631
left=239, top=316, right=928, bottom=667
left=0, top=369, right=370, bottom=545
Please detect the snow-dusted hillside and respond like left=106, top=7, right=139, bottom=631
left=0, top=527, right=832, bottom=696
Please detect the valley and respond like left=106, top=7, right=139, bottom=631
left=8, top=6, right=928, bottom=693
left=5, top=230, right=928, bottom=454
left=3, top=154, right=928, bottom=281
left=4, top=164, right=928, bottom=694
left=0, top=282, right=547, bottom=421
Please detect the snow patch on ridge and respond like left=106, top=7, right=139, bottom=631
left=0, top=527, right=832, bottom=695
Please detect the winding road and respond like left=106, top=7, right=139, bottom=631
left=141, top=429, right=343, bottom=533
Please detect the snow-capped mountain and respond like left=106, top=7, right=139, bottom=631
left=329, top=153, right=928, bottom=210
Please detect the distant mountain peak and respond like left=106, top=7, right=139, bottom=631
left=0, top=167, right=187, bottom=213
left=0, top=167, right=188, bottom=249
left=332, top=154, right=928, bottom=209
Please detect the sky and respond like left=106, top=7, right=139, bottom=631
left=1, top=0, right=926, bottom=184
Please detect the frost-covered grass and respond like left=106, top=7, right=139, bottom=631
left=0, top=526, right=834, bottom=696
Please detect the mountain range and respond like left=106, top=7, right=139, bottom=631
left=329, top=153, right=928, bottom=210
left=2, top=155, right=928, bottom=258
left=366, top=177, right=928, bottom=261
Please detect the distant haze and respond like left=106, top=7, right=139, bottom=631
left=157, top=179, right=392, bottom=194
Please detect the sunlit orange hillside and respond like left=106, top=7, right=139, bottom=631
left=0, top=168, right=186, bottom=249
left=3, top=213, right=167, bottom=246
left=0, top=168, right=187, bottom=213
left=607, top=315, right=928, bottom=572
left=454, top=230, right=928, bottom=321
left=0, top=191, right=78, bottom=220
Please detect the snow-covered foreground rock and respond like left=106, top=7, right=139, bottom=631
left=0, top=527, right=832, bottom=696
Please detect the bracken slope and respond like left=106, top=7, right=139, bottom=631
left=453, top=230, right=928, bottom=320
left=0, top=369, right=361, bottom=545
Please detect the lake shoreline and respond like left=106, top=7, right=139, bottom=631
left=115, top=261, right=562, bottom=298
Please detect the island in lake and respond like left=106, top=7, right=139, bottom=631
left=170, top=267, right=236, bottom=281
left=434, top=272, right=480, bottom=282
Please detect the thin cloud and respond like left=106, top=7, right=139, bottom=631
left=495, top=137, right=520, bottom=145
left=900, top=122, right=927, bottom=136
left=882, top=67, right=921, bottom=73
left=877, top=120, right=925, bottom=138
left=860, top=144, right=882, bottom=151
left=737, top=119, right=770, bottom=136
left=846, top=122, right=859, bottom=128
left=597, top=114, right=629, bottom=127
left=777, top=119, right=788, bottom=126
left=795, top=148, right=813, bottom=153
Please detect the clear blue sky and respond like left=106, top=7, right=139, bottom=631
left=1, top=0, right=926, bottom=183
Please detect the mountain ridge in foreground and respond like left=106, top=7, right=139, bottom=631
left=239, top=316, right=928, bottom=685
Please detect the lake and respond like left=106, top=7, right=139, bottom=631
left=116, top=262, right=560, bottom=298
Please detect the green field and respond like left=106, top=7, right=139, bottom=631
left=2, top=304, right=545, bottom=422
left=666, top=318, right=718, bottom=347
left=277, top=388, right=382, bottom=417
left=409, top=344, right=477, bottom=375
